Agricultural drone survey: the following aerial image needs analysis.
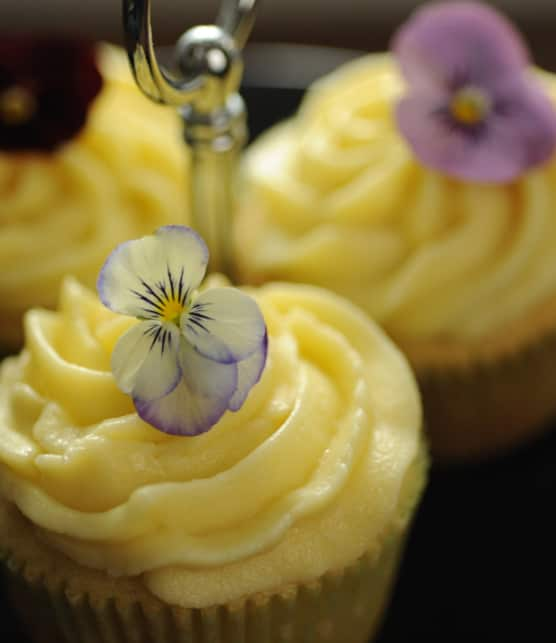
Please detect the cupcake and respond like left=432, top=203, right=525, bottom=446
left=0, top=225, right=425, bottom=643
left=0, top=37, right=189, bottom=352
left=235, top=2, right=556, bottom=462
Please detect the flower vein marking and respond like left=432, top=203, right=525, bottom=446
left=186, top=303, right=214, bottom=335
left=131, top=267, right=191, bottom=322
left=143, top=323, right=173, bottom=356
left=431, top=105, right=488, bottom=140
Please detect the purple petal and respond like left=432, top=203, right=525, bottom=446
left=392, top=2, right=529, bottom=91
left=134, top=377, right=232, bottom=436
left=228, top=331, right=268, bottom=412
left=396, top=76, right=556, bottom=183
left=111, top=321, right=181, bottom=400
left=396, top=92, right=479, bottom=178
left=489, top=74, right=556, bottom=172
left=97, top=226, right=208, bottom=318
left=181, top=288, right=267, bottom=364
left=134, top=341, right=238, bottom=435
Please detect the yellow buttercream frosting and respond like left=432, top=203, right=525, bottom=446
left=0, top=278, right=424, bottom=608
left=0, top=45, right=189, bottom=348
left=236, top=54, right=556, bottom=340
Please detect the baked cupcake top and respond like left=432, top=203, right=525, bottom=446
left=0, top=42, right=189, bottom=348
left=236, top=3, right=556, bottom=343
left=0, top=228, right=423, bottom=607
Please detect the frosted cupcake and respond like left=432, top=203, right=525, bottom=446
left=0, top=37, right=189, bottom=351
left=0, top=226, right=425, bottom=643
left=235, top=2, right=556, bottom=461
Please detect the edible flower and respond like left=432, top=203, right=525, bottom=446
left=392, top=2, right=556, bottom=182
left=0, top=35, right=102, bottom=152
left=97, top=226, right=267, bottom=435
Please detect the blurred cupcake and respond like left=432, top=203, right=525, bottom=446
left=0, top=37, right=190, bottom=352
left=235, top=2, right=556, bottom=462
left=0, top=226, right=426, bottom=643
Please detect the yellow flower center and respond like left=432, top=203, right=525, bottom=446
left=0, top=85, right=37, bottom=126
left=160, top=298, right=185, bottom=324
left=450, top=86, right=491, bottom=126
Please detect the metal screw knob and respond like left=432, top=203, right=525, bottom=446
left=176, top=25, right=242, bottom=114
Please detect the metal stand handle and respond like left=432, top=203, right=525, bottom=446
left=122, top=0, right=258, bottom=276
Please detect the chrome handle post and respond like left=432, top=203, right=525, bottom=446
left=122, top=0, right=258, bottom=275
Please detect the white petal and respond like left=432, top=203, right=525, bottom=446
left=111, top=321, right=152, bottom=394
left=228, top=333, right=268, bottom=411
left=97, top=225, right=208, bottom=319
left=154, top=225, right=208, bottom=289
left=179, top=340, right=237, bottom=399
left=112, top=321, right=181, bottom=401
left=134, top=342, right=238, bottom=436
left=181, top=288, right=267, bottom=363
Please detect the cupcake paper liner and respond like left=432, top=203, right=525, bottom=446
left=0, top=498, right=407, bottom=643
left=411, top=321, right=556, bottom=462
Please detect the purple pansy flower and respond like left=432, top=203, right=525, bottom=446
left=0, top=36, right=102, bottom=153
left=97, top=226, right=268, bottom=436
left=392, top=2, right=556, bottom=182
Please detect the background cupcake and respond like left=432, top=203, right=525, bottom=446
left=0, top=226, right=426, bottom=643
left=0, top=37, right=190, bottom=352
left=235, top=2, right=556, bottom=461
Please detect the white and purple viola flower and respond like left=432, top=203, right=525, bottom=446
left=392, top=1, right=556, bottom=182
left=97, top=225, right=267, bottom=436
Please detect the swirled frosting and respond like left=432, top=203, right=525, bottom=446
left=236, top=54, right=556, bottom=341
left=0, top=45, right=189, bottom=348
left=0, top=278, right=423, bottom=607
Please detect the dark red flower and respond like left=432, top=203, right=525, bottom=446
left=0, top=35, right=103, bottom=153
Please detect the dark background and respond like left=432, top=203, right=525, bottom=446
left=1, top=0, right=556, bottom=69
